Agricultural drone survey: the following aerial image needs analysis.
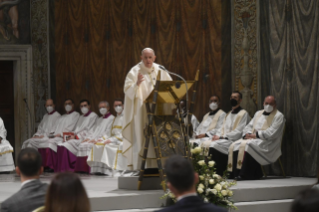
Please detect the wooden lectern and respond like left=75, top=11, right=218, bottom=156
left=138, top=70, right=200, bottom=191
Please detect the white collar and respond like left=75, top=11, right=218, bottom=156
left=176, top=192, right=197, bottom=201
left=21, top=179, right=36, bottom=187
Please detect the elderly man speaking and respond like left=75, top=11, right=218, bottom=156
left=122, top=48, right=173, bottom=172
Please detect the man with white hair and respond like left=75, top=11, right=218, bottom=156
left=227, top=95, right=285, bottom=180
left=122, top=48, right=173, bottom=171
left=0, top=117, right=15, bottom=172
left=54, top=100, right=114, bottom=173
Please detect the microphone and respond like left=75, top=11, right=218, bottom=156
left=159, top=66, right=190, bottom=138
left=23, top=98, right=34, bottom=134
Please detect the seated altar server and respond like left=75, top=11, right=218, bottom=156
left=55, top=100, right=113, bottom=173
left=22, top=99, right=61, bottom=149
left=87, top=99, right=128, bottom=176
left=190, top=95, right=226, bottom=146
left=228, top=95, right=285, bottom=180
left=207, top=91, right=250, bottom=176
left=25, top=99, right=80, bottom=170
left=122, top=48, right=173, bottom=172
left=179, top=100, right=200, bottom=134
left=0, top=117, right=15, bottom=172
left=54, top=99, right=98, bottom=172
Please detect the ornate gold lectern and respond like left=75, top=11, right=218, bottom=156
left=138, top=70, right=200, bottom=190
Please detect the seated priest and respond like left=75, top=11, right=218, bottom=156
left=207, top=91, right=250, bottom=176
left=54, top=99, right=98, bottom=172
left=227, top=95, right=285, bottom=180
left=54, top=100, right=114, bottom=173
left=25, top=99, right=80, bottom=171
left=0, top=117, right=15, bottom=172
left=87, top=99, right=129, bottom=176
left=190, top=95, right=226, bottom=146
left=22, top=99, right=61, bottom=149
left=179, top=99, right=200, bottom=135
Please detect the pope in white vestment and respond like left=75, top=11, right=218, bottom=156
left=227, top=96, right=285, bottom=180
left=22, top=99, right=61, bottom=149
left=122, top=48, right=173, bottom=171
left=0, top=117, right=15, bottom=172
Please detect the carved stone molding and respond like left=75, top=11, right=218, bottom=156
left=0, top=45, right=33, bottom=160
left=232, top=0, right=258, bottom=117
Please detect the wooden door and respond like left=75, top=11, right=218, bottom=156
left=0, top=61, right=14, bottom=150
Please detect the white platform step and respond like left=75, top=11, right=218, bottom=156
left=235, top=199, right=293, bottom=212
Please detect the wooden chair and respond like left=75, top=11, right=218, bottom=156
left=261, top=125, right=286, bottom=178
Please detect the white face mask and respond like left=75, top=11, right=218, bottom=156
left=99, top=108, right=107, bottom=115
left=115, top=106, right=123, bottom=114
left=47, top=106, right=54, bottom=113
left=264, top=104, right=274, bottom=113
left=81, top=107, right=89, bottom=115
left=65, top=105, right=72, bottom=112
left=209, top=102, right=218, bottom=111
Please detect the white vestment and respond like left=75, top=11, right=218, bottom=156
left=22, top=111, right=61, bottom=149
left=231, top=109, right=285, bottom=165
left=190, top=109, right=226, bottom=146
left=122, top=62, right=173, bottom=170
left=88, top=113, right=128, bottom=174
left=0, top=117, right=15, bottom=172
left=209, top=108, right=250, bottom=154
left=25, top=111, right=80, bottom=152
left=61, top=113, right=114, bottom=156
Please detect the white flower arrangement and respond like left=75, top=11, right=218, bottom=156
left=162, top=146, right=237, bottom=210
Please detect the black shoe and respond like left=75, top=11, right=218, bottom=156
left=235, top=176, right=244, bottom=181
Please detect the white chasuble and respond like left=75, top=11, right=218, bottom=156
left=25, top=111, right=80, bottom=152
left=190, top=109, right=226, bottom=146
left=209, top=108, right=250, bottom=154
left=88, top=113, right=127, bottom=173
left=0, top=117, right=15, bottom=172
left=122, top=62, right=173, bottom=170
left=229, top=109, right=285, bottom=168
left=64, top=114, right=114, bottom=156
left=22, top=111, right=61, bottom=149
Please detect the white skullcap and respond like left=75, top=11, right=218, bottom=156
left=141, top=48, right=155, bottom=56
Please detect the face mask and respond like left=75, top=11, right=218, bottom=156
left=81, top=107, right=89, bottom=115
left=209, top=102, right=218, bottom=111
left=47, top=106, right=54, bottom=113
left=264, top=105, right=273, bottom=113
left=230, top=99, right=238, bottom=107
left=65, top=105, right=72, bottom=112
left=115, top=106, right=123, bottom=114
left=100, top=108, right=107, bottom=115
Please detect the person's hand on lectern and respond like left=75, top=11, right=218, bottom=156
left=196, top=134, right=206, bottom=139
left=136, top=73, right=144, bottom=86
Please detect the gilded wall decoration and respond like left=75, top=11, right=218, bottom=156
left=232, top=0, right=258, bottom=117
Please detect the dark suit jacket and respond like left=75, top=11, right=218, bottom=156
left=1, top=179, right=48, bottom=212
left=157, top=196, right=227, bottom=212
